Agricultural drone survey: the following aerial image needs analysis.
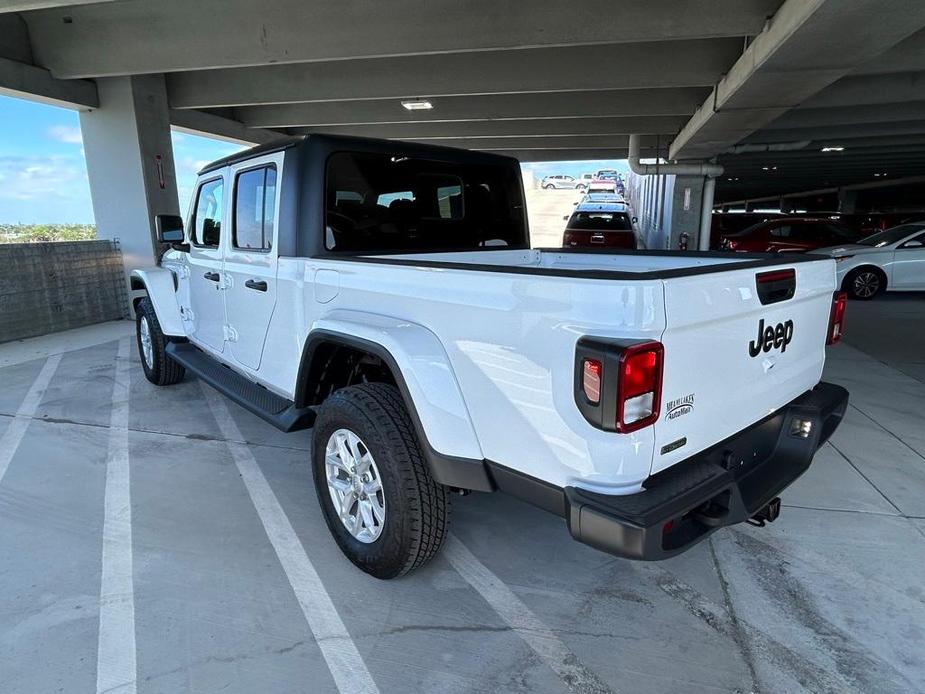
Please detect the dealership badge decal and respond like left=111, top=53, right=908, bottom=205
left=666, top=393, right=694, bottom=420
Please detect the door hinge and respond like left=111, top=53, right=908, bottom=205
left=223, top=325, right=239, bottom=343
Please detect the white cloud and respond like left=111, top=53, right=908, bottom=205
left=47, top=125, right=84, bottom=144
left=0, top=155, right=89, bottom=202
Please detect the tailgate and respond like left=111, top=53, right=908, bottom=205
left=652, top=259, right=835, bottom=475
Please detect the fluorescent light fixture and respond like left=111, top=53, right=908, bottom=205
left=401, top=99, right=433, bottom=111
left=821, top=146, right=845, bottom=152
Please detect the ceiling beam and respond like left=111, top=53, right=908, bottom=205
left=22, top=0, right=779, bottom=79
left=669, top=0, right=925, bottom=160
left=0, top=54, right=96, bottom=108
left=488, top=149, right=639, bottom=162
left=768, top=100, right=925, bottom=129
left=289, top=116, right=687, bottom=140
left=233, top=88, right=708, bottom=129
left=167, top=40, right=744, bottom=109
left=0, top=0, right=119, bottom=11
left=742, top=120, right=925, bottom=144
left=395, top=136, right=666, bottom=152
left=800, top=72, right=925, bottom=109
left=169, top=109, right=283, bottom=146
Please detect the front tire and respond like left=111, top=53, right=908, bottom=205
left=135, top=297, right=185, bottom=385
left=844, top=267, right=885, bottom=300
left=312, top=383, right=449, bottom=579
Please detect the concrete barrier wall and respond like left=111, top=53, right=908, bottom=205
left=0, top=240, right=129, bottom=344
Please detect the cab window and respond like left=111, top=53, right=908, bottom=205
left=192, top=178, right=224, bottom=247
left=233, top=165, right=277, bottom=251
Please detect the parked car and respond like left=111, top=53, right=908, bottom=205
left=579, top=192, right=626, bottom=205
left=813, top=222, right=925, bottom=299
left=563, top=200, right=638, bottom=249
left=541, top=174, right=585, bottom=190
left=720, top=217, right=860, bottom=253
left=132, top=134, right=848, bottom=579
left=588, top=177, right=617, bottom=193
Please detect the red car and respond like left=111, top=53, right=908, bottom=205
left=563, top=200, right=637, bottom=249
left=720, top=217, right=860, bottom=253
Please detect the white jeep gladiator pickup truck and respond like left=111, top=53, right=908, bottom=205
left=132, top=135, right=849, bottom=579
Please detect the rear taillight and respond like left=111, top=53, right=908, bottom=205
left=575, top=338, right=664, bottom=433
left=827, top=291, right=847, bottom=345
left=616, top=342, right=664, bottom=433
left=726, top=239, right=738, bottom=250
left=581, top=359, right=602, bottom=404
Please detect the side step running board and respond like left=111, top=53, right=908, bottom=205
left=166, top=342, right=315, bottom=432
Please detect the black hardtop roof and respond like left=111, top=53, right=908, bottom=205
left=197, top=133, right=519, bottom=175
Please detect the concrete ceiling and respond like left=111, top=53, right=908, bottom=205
left=2, top=0, right=925, bottom=203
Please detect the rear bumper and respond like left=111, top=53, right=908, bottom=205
left=564, top=382, right=849, bottom=560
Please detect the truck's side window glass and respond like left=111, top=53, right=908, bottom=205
left=192, top=178, right=224, bottom=247
left=233, top=165, right=277, bottom=251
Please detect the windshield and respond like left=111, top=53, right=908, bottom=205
left=858, top=224, right=925, bottom=247
left=568, top=211, right=632, bottom=231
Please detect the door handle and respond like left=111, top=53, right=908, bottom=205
left=204, top=271, right=220, bottom=282
left=245, top=279, right=268, bottom=292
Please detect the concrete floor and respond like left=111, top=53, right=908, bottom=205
left=1, top=295, right=924, bottom=694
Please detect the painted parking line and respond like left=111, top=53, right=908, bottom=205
left=96, top=338, right=137, bottom=694
left=200, top=383, right=379, bottom=694
left=0, top=353, right=62, bottom=485
left=444, top=534, right=613, bottom=694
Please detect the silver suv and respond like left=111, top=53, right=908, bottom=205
left=541, top=174, right=585, bottom=190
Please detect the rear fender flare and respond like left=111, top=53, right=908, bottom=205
left=298, top=311, right=492, bottom=491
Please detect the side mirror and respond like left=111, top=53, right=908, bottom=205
left=632, top=216, right=638, bottom=224
left=901, top=239, right=924, bottom=248
left=563, top=215, right=570, bottom=221
left=156, top=214, right=185, bottom=243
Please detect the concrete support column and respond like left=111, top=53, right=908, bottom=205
left=697, top=176, right=716, bottom=251
left=780, top=197, right=794, bottom=213
left=745, top=200, right=757, bottom=212
left=80, top=75, right=179, bottom=302
left=837, top=188, right=858, bottom=214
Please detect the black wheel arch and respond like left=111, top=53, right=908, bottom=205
left=295, top=330, right=494, bottom=492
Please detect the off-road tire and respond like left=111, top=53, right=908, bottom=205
left=136, top=297, right=185, bottom=386
left=312, top=383, right=449, bottom=579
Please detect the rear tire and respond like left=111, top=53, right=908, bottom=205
left=136, top=297, right=185, bottom=386
left=312, top=383, right=449, bottom=579
left=844, top=267, right=885, bottom=300
left=543, top=184, right=555, bottom=190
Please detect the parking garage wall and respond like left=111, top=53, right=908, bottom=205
left=0, top=240, right=129, bottom=343
left=626, top=172, right=705, bottom=250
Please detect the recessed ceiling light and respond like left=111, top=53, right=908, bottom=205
left=401, top=99, right=433, bottom=111
left=821, top=146, right=845, bottom=152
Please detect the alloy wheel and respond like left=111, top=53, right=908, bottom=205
left=325, top=428, right=386, bottom=543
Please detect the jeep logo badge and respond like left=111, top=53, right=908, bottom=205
left=749, top=318, right=794, bottom=357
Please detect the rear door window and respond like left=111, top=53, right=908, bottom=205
left=233, top=165, right=277, bottom=251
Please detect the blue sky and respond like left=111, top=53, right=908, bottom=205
left=0, top=95, right=243, bottom=224
left=0, top=94, right=628, bottom=224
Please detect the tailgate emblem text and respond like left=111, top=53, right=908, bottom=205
left=749, top=318, right=794, bottom=357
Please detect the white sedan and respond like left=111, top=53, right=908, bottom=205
left=814, top=223, right=925, bottom=299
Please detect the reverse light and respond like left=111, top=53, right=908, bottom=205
left=827, top=291, right=847, bottom=345
left=617, top=342, right=664, bottom=433
left=582, top=359, right=602, bottom=404
left=790, top=418, right=814, bottom=438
